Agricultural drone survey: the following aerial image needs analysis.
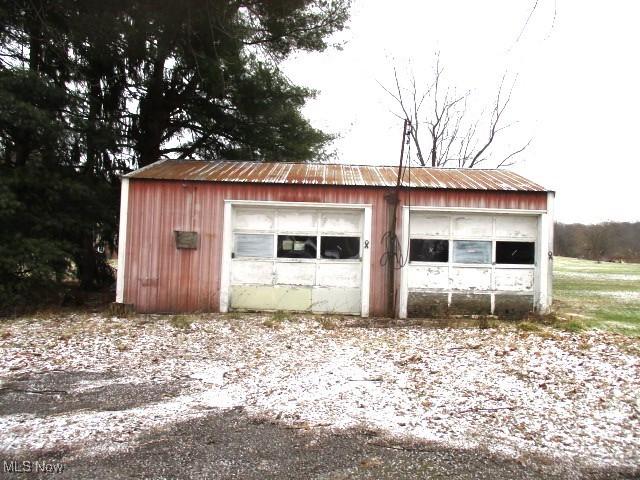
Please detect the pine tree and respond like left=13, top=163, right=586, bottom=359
left=0, top=0, right=350, bottom=309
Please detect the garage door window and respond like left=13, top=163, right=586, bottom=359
left=410, top=239, right=449, bottom=262
left=277, top=235, right=317, bottom=259
left=234, top=234, right=274, bottom=258
left=496, top=241, right=535, bottom=264
left=453, top=240, right=492, bottom=264
left=321, top=236, right=360, bottom=259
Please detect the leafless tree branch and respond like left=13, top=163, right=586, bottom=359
left=496, top=138, right=533, bottom=168
left=379, top=57, right=531, bottom=169
left=515, top=0, right=540, bottom=44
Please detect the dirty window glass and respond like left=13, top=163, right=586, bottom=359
left=496, top=241, right=535, bottom=264
left=234, top=234, right=273, bottom=258
left=277, top=235, right=317, bottom=259
left=452, top=240, right=491, bottom=264
left=320, top=236, right=360, bottom=259
left=410, top=239, right=449, bottom=262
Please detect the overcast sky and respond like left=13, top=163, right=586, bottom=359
left=281, top=0, right=640, bottom=224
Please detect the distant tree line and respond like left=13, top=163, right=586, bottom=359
left=555, top=222, right=640, bottom=262
left=0, top=0, right=350, bottom=312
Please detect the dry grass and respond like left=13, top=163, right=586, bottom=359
left=318, top=317, right=339, bottom=330
left=114, top=340, right=130, bottom=352
left=263, top=311, right=289, bottom=328
left=223, top=311, right=244, bottom=320
left=516, top=321, right=543, bottom=333
left=169, top=314, right=194, bottom=330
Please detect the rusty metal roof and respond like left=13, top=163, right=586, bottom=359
left=125, top=159, right=548, bottom=192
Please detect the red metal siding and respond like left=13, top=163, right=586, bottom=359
left=398, top=189, right=548, bottom=211
left=123, top=179, right=547, bottom=315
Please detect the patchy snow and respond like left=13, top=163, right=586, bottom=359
left=586, top=290, right=640, bottom=301
left=555, top=271, right=640, bottom=281
left=0, top=314, right=639, bottom=470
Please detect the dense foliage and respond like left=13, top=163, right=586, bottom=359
left=555, top=222, right=640, bottom=262
left=0, top=0, right=350, bottom=311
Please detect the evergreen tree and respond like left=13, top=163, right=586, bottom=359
left=0, top=0, right=349, bottom=310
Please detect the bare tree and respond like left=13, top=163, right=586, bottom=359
left=514, top=0, right=557, bottom=45
left=379, top=54, right=532, bottom=168
left=555, top=222, right=640, bottom=262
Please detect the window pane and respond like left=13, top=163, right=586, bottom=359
left=453, top=240, right=491, bottom=264
left=496, top=241, right=535, bottom=264
left=321, top=236, right=360, bottom=259
left=234, top=234, right=273, bottom=258
left=409, top=239, right=449, bottom=262
left=277, top=235, right=317, bottom=258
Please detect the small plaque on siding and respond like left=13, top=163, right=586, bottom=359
left=175, top=231, right=198, bottom=249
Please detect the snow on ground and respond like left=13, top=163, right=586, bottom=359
left=1, top=314, right=639, bottom=470
left=555, top=271, right=640, bottom=281
left=587, top=290, right=640, bottom=301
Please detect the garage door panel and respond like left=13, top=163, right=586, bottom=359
left=495, top=216, right=537, bottom=238
left=277, top=210, right=318, bottom=232
left=229, top=204, right=364, bottom=315
left=408, top=265, right=449, bottom=289
left=312, top=287, right=361, bottom=314
left=273, top=287, right=313, bottom=311
left=320, top=211, right=362, bottom=234
left=275, top=262, right=316, bottom=286
left=495, top=268, right=534, bottom=291
left=231, top=260, right=273, bottom=285
left=316, top=263, right=361, bottom=288
left=234, top=208, right=275, bottom=231
left=230, top=285, right=312, bottom=311
left=405, top=210, right=539, bottom=318
left=450, top=267, right=492, bottom=290
left=410, top=214, right=450, bottom=237
left=453, top=215, right=492, bottom=237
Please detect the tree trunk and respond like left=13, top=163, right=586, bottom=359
left=77, top=233, right=98, bottom=290
left=85, top=76, right=102, bottom=172
left=136, top=56, right=171, bottom=167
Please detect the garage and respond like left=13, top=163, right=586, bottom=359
left=220, top=202, right=371, bottom=315
left=116, top=159, right=552, bottom=317
left=400, top=209, right=545, bottom=318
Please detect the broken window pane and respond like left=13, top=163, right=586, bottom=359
left=496, top=241, right=535, bottom=264
left=453, top=240, right=491, bottom=264
left=277, top=235, right=317, bottom=258
left=320, top=236, right=360, bottom=259
left=409, top=239, right=449, bottom=262
left=234, top=234, right=273, bottom=258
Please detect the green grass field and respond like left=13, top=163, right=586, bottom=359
left=553, top=256, right=640, bottom=336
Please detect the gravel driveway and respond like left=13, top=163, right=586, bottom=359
left=0, top=313, right=638, bottom=479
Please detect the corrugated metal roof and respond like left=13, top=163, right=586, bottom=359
left=125, top=159, right=548, bottom=192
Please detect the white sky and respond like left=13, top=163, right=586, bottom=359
left=282, top=0, right=640, bottom=224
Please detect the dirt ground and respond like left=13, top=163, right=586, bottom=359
left=1, top=313, right=639, bottom=479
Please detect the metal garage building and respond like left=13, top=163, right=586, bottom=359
left=115, top=159, right=554, bottom=318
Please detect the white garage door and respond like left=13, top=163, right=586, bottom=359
left=406, top=212, right=538, bottom=316
left=228, top=206, right=364, bottom=314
